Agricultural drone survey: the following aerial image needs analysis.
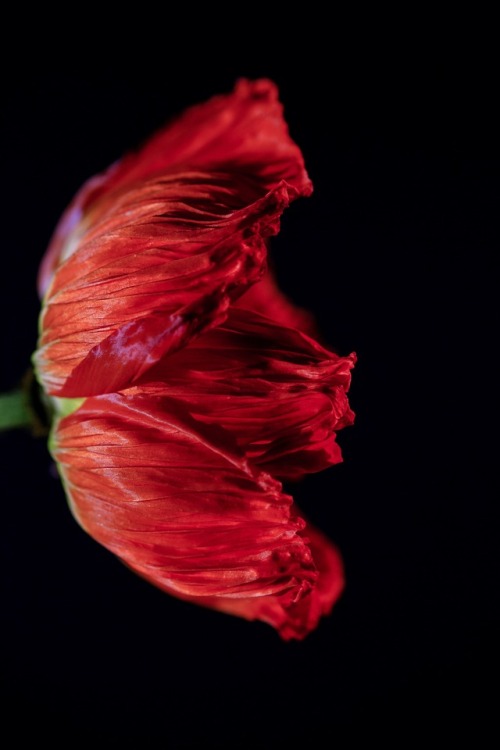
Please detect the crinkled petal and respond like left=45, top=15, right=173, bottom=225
left=132, top=308, right=355, bottom=481
left=34, top=175, right=297, bottom=397
left=34, top=80, right=313, bottom=398
left=191, top=522, right=344, bottom=641
left=235, top=265, right=318, bottom=336
left=37, top=77, right=311, bottom=297
left=51, top=394, right=343, bottom=639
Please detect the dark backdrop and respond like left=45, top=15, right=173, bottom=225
left=1, top=34, right=497, bottom=745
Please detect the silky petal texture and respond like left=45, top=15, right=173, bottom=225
left=35, top=79, right=356, bottom=639
left=34, top=79, right=312, bottom=398
left=132, top=308, right=355, bottom=481
left=51, top=394, right=344, bottom=639
left=37, top=79, right=311, bottom=298
left=34, top=177, right=287, bottom=396
left=190, top=523, right=344, bottom=640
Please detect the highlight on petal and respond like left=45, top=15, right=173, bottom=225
left=37, top=76, right=312, bottom=300
left=34, top=80, right=313, bottom=397
left=34, top=177, right=289, bottom=396
left=133, top=308, right=355, bottom=482
left=51, top=394, right=344, bottom=640
left=195, top=522, right=344, bottom=641
left=33, top=78, right=356, bottom=640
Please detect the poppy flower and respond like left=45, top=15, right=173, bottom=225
left=33, top=79, right=355, bottom=640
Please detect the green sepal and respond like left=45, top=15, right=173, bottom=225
left=0, top=390, right=32, bottom=432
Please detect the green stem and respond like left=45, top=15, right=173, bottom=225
left=0, top=389, right=33, bottom=432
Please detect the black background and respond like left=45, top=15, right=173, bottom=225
left=1, top=29, right=497, bottom=745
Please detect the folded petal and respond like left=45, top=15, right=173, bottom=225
left=39, top=78, right=312, bottom=284
left=235, top=265, right=318, bottom=336
left=37, top=77, right=311, bottom=300
left=192, top=522, right=344, bottom=641
left=132, top=307, right=355, bottom=481
left=51, top=394, right=343, bottom=639
left=35, top=80, right=313, bottom=399
left=101, top=78, right=312, bottom=205
left=34, top=173, right=297, bottom=397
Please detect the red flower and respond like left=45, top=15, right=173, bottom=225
left=34, top=79, right=355, bottom=640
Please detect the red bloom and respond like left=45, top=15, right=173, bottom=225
left=34, top=79, right=355, bottom=640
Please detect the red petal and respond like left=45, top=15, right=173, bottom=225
left=132, top=308, right=356, bottom=481
left=192, top=522, right=344, bottom=641
left=235, top=265, right=319, bottom=336
left=104, top=79, right=312, bottom=201
left=34, top=175, right=295, bottom=396
left=37, top=78, right=311, bottom=297
left=52, top=394, right=343, bottom=639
